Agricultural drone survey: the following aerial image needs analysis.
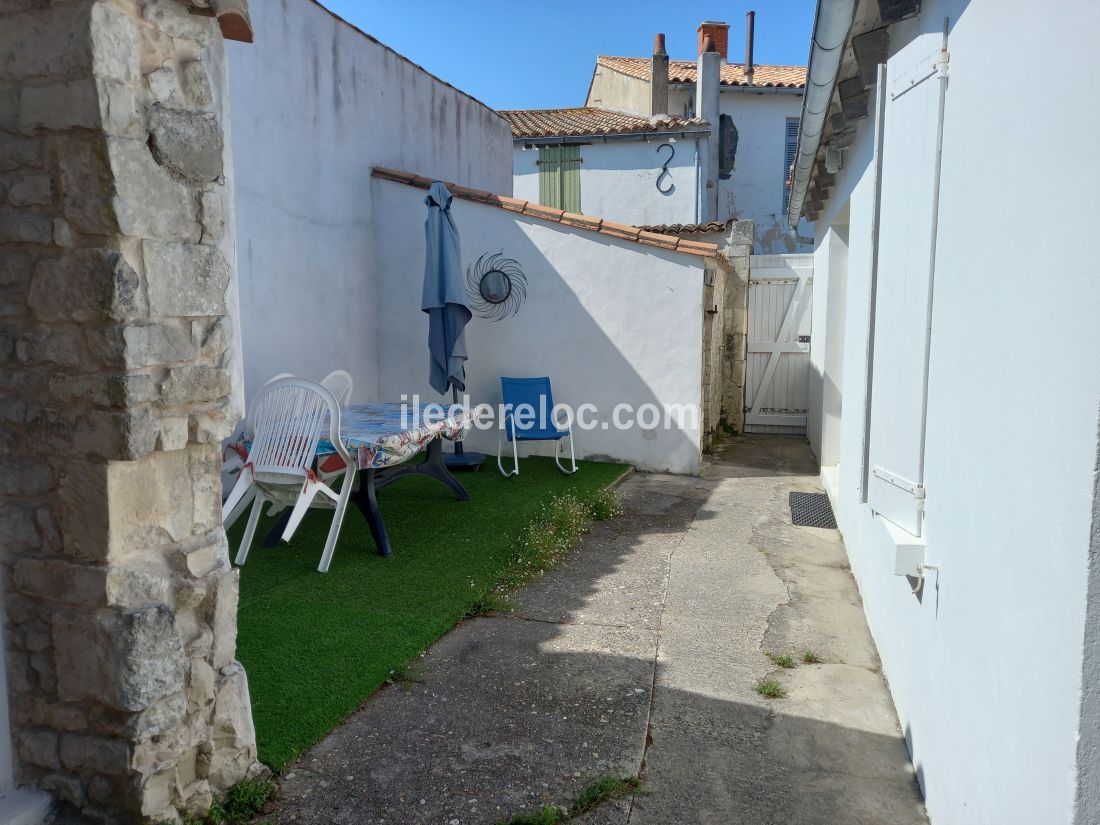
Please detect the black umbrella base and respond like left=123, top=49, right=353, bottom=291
left=444, top=451, right=487, bottom=471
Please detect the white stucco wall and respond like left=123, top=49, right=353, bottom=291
left=809, top=2, right=1100, bottom=823
left=373, top=178, right=706, bottom=475
left=513, top=137, right=700, bottom=226
left=525, top=79, right=811, bottom=251
left=225, top=0, right=512, bottom=406
left=715, top=91, right=811, bottom=253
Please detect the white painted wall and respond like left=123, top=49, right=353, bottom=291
left=809, top=2, right=1100, bottom=823
left=373, top=177, right=706, bottom=475
left=807, top=216, right=847, bottom=465
left=225, top=0, right=512, bottom=406
left=715, top=91, right=811, bottom=254
left=528, top=80, right=811, bottom=252
left=513, top=137, right=699, bottom=226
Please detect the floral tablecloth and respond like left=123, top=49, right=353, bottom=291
left=317, top=403, right=472, bottom=470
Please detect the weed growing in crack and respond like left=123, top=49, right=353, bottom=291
left=801, top=649, right=823, bottom=664
left=755, top=678, right=786, bottom=699
left=767, top=653, right=797, bottom=669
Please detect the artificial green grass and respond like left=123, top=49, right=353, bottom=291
left=230, top=457, right=628, bottom=769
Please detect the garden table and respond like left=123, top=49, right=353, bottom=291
left=264, top=403, right=473, bottom=557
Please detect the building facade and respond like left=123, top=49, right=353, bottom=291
left=792, top=1, right=1100, bottom=823
left=506, top=21, right=813, bottom=253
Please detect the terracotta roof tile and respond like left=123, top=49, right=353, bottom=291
left=523, top=202, right=565, bottom=221
left=597, top=56, right=806, bottom=89
left=637, top=230, right=679, bottom=250
left=370, top=167, right=718, bottom=259
left=638, top=219, right=734, bottom=235
left=599, top=220, right=642, bottom=242
left=499, top=106, right=709, bottom=139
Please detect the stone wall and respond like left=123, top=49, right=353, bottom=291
left=699, top=220, right=751, bottom=446
left=0, top=0, right=255, bottom=820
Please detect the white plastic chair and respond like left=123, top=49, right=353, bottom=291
left=221, top=372, right=299, bottom=530
left=223, top=378, right=355, bottom=573
left=320, top=369, right=353, bottom=405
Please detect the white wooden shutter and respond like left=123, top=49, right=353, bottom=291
left=865, top=45, right=943, bottom=536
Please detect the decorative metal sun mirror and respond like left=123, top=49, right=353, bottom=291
left=466, top=251, right=527, bottom=321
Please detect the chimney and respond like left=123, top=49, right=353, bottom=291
left=650, top=33, right=669, bottom=117
left=697, top=31, right=722, bottom=221
left=745, top=11, right=755, bottom=85
left=697, top=21, right=730, bottom=61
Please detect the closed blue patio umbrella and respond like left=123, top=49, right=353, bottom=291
left=422, top=181, right=483, bottom=468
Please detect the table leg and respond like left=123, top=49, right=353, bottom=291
left=261, top=508, right=292, bottom=548
left=374, top=438, right=471, bottom=501
left=352, top=468, right=392, bottom=557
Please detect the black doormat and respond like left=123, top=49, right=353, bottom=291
left=789, top=492, right=837, bottom=529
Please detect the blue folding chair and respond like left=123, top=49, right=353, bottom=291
left=498, top=376, right=578, bottom=477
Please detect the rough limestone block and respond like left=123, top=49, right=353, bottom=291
left=204, top=661, right=256, bottom=787
left=17, top=728, right=59, bottom=770
left=28, top=249, right=140, bottom=323
left=0, top=206, right=52, bottom=243
left=108, top=137, right=199, bottom=242
left=143, top=0, right=217, bottom=41
left=7, top=172, right=51, bottom=206
left=199, top=190, right=224, bottom=241
left=57, top=135, right=118, bottom=235
left=105, top=449, right=201, bottom=553
left=40, top=772, right=85, bottom=807
left=144, top=240, right=229, bottom=317
left=146, top=66, right=186, bottom=109
left=54, top=606, right=185, bottom=713
left=0, top=4, right=93, bottom=83
left=0, top=133, right=43, bottom=171
left=119, top=322, right=198, bottom=369
left=89, top=2, right=139, bottom=83
left=159, top=364, right=231, bottom=406
left=128, top=690, right=186, bottom=738
left=15, top=325, right=89, bottom=368
left=12, top=558, right=107, bottom=607
left=156, top=416, right=190, bottom=451
left=18, top=78, right=100, bottom=131
left=59, top=732, right=131, bottom=775
left=148, top=105, right=223, bottom=182
left=96, top=77, right=141, bottom=136
left=209, top=570, right=239, bottom=670
left=187, top=659, right=216, bottom=713
left=105, top=567, right=172, bottom=609
left=181, top=60, right=214, bottom=109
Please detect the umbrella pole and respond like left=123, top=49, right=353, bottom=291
left=445, top=384, right=486, bottom=470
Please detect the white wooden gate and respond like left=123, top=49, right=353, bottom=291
left=745, top=254, right=813, bottom=434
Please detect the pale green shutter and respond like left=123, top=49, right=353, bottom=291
left=537, top=145, right=582, bottom=212
left=559, top=145, right=581, bottom=213
left=538, top=146, right=561, bottom=208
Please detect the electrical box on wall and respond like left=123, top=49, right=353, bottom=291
left=879, top=516, right=927, bottom=577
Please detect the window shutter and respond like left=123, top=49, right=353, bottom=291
left=538, top=146, right=561, bottom=209
left=537, top=145, right=581, bottom=212
left=782, top=117, right=799, bottom=213
left=865, top=51, right=942, bottom=537
left=559, top=145, right=581, bottom=213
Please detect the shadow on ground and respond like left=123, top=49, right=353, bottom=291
left=270, top=436, right=928, bottom=825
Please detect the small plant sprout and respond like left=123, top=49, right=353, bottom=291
left=801, top=649, right=823, bottom=664
left=767, top=653, right=796, bottom=669
left=755, top=678, right=786, bottom=699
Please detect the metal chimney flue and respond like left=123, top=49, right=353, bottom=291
left=745, top=11, right=756, bottom=85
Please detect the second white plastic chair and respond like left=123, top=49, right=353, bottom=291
left=223, top=378, right=355, bottom=573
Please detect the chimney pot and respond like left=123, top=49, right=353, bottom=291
left=697, top=20, right=730, bottom=60
left=745, top=11, right=756, bottom=85
left=650, top=32, right=670, bottom=116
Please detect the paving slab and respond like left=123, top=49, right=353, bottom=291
left=266, top=437, right=928, bottom=825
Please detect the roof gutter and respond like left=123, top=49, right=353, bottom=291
left=670, top=82, right=804, bottom=96
left=787, top=0, right=858, bottom=227
left=515, top=128, right=711, bottom=147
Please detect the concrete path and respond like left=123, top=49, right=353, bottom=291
left=274, top=437, right=928, bottom=825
